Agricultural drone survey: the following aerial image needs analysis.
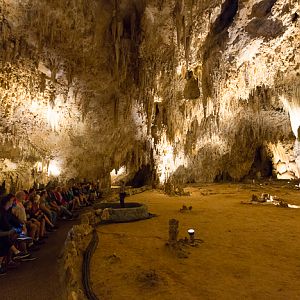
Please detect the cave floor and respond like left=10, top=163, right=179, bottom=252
left=91, top=182, right=300, bottom=300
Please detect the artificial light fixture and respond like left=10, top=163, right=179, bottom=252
left=188, top=228, right=195, bottom=243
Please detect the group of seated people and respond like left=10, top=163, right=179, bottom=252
left=0, top=183, right=98, bottom=276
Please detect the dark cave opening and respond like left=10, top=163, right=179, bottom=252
left=212, top=0, right=239, bottom=35
left=127, top=164, right=153, bottom=188
left=214, top=171, right=233, bottom=183
left=248, top=146, right=274, bottom=179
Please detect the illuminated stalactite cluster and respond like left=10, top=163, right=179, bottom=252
left=0, top=58, right=84, bottom=188
left=0, top=0, right=299, bottom=188
left=137, top=0, right=300, bottom=183
left=0, top=0, right=151, bottom=189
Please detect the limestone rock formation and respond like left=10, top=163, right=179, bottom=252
left=0, top=0, right=299, bottom=187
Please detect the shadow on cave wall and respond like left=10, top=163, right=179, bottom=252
left=246, top=0, right=284, bottom=40
left=214, top=171, right=233, bottom=183
left=246, top=146, right=274, bottom=179
left=213, top=146, right=273, bottom=182
left=126, top=164, right=153, bottom=188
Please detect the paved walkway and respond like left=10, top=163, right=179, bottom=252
left=1, top=220, right=76, bottom=300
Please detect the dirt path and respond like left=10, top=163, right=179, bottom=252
left=1, top=221, right=75, bottom=300
left=91, top=183, right=300, bottom=300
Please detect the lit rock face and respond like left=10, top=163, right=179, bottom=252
left=0, top=0, right=299, bottom=188
left=0, top=0, right=148, bottom=189
left=138, top=0, right=300, bottom=183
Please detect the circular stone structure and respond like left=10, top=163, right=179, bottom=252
left=95, top=202, right=150, bottom=223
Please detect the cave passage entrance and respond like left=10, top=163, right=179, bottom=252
left=127, top=164, right=152, bottom=188
left=249, top=146, right=273, bottom=179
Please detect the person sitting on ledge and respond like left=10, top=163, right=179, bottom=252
left=39, top=190, right=58, bottom=228
left=47, top=188, right=75, bottom=220
left=12, top=191, right=40, bottom=251
left=31, top=194, right=56, bottom=233
left=73, top=184, right=91, bottom=207
left=24, top=200, right=47, bottom=243
left=0, top=194, right=32, bottom=275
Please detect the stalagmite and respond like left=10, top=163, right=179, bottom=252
left=168, top=218, right=179, bottom=245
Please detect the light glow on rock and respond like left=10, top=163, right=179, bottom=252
left=2, top=159, right=17, bottom=171
left=268, top=141, right=300, bottom=179
left=110, top=166, right=127, bottom=183
left=280, top=96, right=300, bottom=139
left=154, top=95, right=162, bottom=102
left=154, top=131, right=188, bottom=184
left=30, top=100, right=40, bottom=113
left=48, top=160, right=61, bottom=177
left=46, top=107, right=60, bottom=131
left=35, top=161, right=43, bottom=173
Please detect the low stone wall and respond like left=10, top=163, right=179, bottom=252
left=59, top=189, right=152, bottom=299
left=59, top=216, right=94, bottom=300
left=94, top=202, right=149, bottom=223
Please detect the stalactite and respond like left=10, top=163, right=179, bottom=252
left=0, top=0, right=298, bottom=185
left=130, top=9, right=136, bottom=41
left=174, top=0, right=185, bottom=47
left=113, top=93, right=119, bottom=127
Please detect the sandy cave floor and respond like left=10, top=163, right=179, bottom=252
left=90, top=182, right=300, bottom=300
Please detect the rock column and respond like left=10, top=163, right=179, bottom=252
left=168, top=219, right=179, bottom=245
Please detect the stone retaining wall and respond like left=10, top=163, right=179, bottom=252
left=59, top=218, right=94, bottom=300
left=59, top=187, right=151, bottom=299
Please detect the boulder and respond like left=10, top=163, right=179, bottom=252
left=276, top=161, right=287, bottom=174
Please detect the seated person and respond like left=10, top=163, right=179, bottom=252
left=39, top=190, right=58, bottom=227
left=24, top=201, right=47, bottom=242
left=61, top=186, right=80, bottom=212
left=31, top=194, right=57, bottom=232
left=13, top=191, right=40, bottom=250
left=0, top=194, right=32, bottom=274
left=47, top=188, right=73, bottom=220
left=72, top=184, right=90, bottom=206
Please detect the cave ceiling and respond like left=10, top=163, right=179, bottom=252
left=0, top=0, right=299, bottom=189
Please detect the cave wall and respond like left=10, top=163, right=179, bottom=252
left=0, top=0, right=149, bottom=188
left=136, top=0, right=300, bottom=183
left=0, top=0, right=299, bottom=188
